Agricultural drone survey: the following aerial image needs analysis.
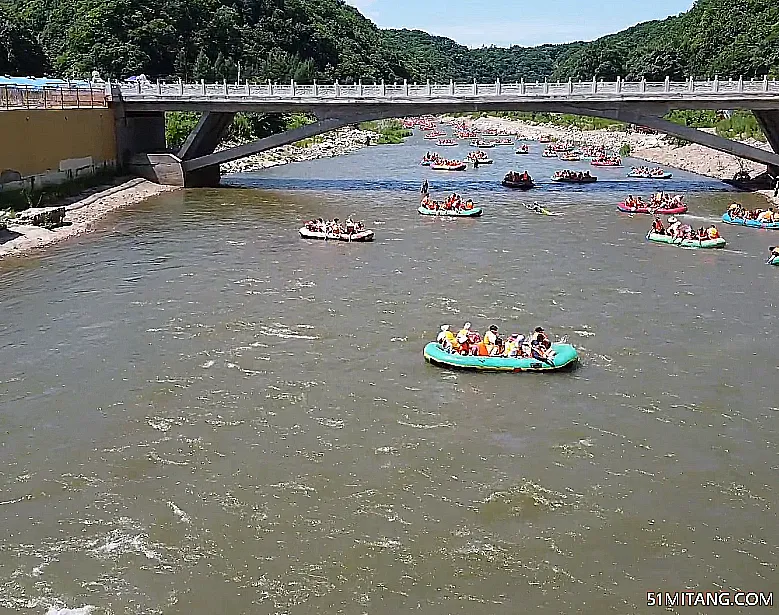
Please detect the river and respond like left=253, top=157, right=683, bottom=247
left=1, top=131, right=777, bottom=614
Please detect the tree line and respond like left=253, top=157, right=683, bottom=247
left=4, top=0, right=776, bottom=146
left=4, top=0, right=778, bottom=83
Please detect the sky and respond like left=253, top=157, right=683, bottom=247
left=346, top=0, right=695, bottom=48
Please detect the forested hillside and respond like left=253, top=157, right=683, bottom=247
left=4, top=0, right=778, bottom=82
left=553, top=0, right=779, bottom=80
left=6, top=0, right=412, bottom=81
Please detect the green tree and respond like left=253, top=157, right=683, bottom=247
left=0, top=3, right=50, bottom=75
left=165, top=111, right=200, bottom=148
left=193, top=49, right=212, bottom=81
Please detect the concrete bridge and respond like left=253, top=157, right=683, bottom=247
left=108, top=78, right=779, bottom=186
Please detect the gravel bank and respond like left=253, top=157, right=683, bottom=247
left=462, top=115, right=773, bottom=183
left=0, top=179, right=178, bottom=260
left=219, top=126, right=375, bottom=174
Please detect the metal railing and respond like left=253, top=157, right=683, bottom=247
left=112, top=76, right=779, bottom=100
left=0, top=85, right=108, bottom=111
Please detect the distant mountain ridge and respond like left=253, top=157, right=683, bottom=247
left=3, top=0, right=778, bottom=84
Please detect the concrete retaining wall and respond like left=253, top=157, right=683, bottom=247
left=0, top=108, right=117, bottom=192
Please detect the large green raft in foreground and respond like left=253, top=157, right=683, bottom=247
left=646, top=232, right=726, bottom=249
left=423, top=342, right=578, bottom=372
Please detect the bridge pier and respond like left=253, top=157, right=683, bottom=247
left=542, top=104, right=779, bottom=176
left=114, top=106, right=167, bottom=168
left=181, top=114, right=367, bottom=175
left=123, top=110, right=236, bottom=187
left=752, top=111, right=779, bottom=178
left=126, top=153, right=221, bottom=187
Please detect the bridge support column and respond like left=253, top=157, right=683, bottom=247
left=114, top=107, right=167, bottom=169
left=128, top=111, right=236, bottom=187
left=181, top=114, right=373, bottom=174
left=621, top=111, right=779, bottom=175
left=178, top=111, right=235, bottom=161
left=752, top=110, right=779, bottom=178
left=548, top=104, right=779, bottom=178
left=127, top=153, right=222, bottom=187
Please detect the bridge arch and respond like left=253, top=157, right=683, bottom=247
left=111, top=80, right=779, bottom=185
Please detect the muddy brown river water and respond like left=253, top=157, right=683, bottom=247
left=0, top=134, right=777, bottom=614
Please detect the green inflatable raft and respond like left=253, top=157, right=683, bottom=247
left=769, top=255, right=779, bottom=266
left=423, top=342, right=578, bottom=372
left=646, top=231, right=726, bottom=249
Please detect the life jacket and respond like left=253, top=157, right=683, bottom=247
left=476, top=342, right=489, bottom=356
left=444, top=330, right=457, bottom=347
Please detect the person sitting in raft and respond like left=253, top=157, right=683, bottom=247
left=758, top=208, right=775, bottom=222
left=456, top=322, right=472, bottom=354
left=489, top=334, right=504, bottom=357
left=530, top=326, right=550, bottom=347
left=503, top=334, right=521, bottom=357
left=707, top=225, right=721, bottom=239
left=517, top=335, right=532, bottom=358
left=667, top=216, right=681, bottom=237
left=530, top=326, right=557, bottom=361
left=652, top=216, right=665, bottom=234
left=437, top=324, right=457, bottom=351
left=678, top=224, right=693, bottom=240
left=769, top=246, right=779, bottom=261
left=484, top=324, right=499, bottom=355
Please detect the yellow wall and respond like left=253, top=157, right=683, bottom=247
left=0, top=109, right=116, bottom=177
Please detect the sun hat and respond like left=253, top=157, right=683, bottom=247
left=534, top=326, right=545, bottom=332
left=667, top=216, right=678, bottom=223
left=464, top=322, right=471, bottom=329
left=489, top=325, right=498, bottom=332
left=440, top=325, right=450, bottom=332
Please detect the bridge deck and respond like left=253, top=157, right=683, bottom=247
left=111, top=79, right=779, bottom=112
left=107, top=78, right=779, bottom=183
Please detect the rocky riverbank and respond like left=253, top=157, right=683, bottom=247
left=0, top=179, right=177, bottom=260
left=462, top=115, right=774, bottom=185
left=219, top=126, right=375, bottom=174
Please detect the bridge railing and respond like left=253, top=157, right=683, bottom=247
left=1, top=84, right=108, bottom=110
left=112, top=78, right=779, bottom=99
